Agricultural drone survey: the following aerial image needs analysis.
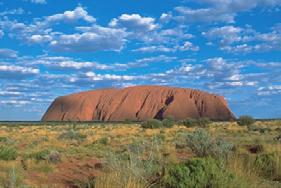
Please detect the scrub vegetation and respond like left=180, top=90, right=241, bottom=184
left=0, top=119, right=280, bottom=187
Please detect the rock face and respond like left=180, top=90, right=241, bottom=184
left=42, top=85, right=235, bottom=121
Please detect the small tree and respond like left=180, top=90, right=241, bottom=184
left=237, top=115, right=255, bottom=126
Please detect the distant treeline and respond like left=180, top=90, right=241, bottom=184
left=0, top=118, right=280, bottom=126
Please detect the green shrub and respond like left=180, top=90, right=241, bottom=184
left=162, top=116, right=175, bottom=128
left=181, top=117, right=211, bottom=127
left=0, top=146, right=18, bottom=161
left=162, top=157, right=244, bottom=188
left=58, top=130, right=87, bottom=141
left=141, top=119, right=163, bottom=129
left=237, top=115, right=255, bottom=126
left=185, top=128, right=233, bottom=159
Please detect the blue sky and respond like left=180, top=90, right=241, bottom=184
left=0, top=0, right=281, bottom=120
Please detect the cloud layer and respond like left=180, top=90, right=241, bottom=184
left=0, top=1, right=281, bottom=119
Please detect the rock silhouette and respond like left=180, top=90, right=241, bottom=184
left=42, top=85, right=235, bottom=121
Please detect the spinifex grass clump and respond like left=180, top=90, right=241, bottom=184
left=0, top=146, right=18, bottom=161
left=58, top=129, right=87, bottom=142
left=254, top=153, right=281, bottom=180
left=95, top=136, right=165, bottom=188
left=229, top=152, right=281, bottom=184
left=0, top=167, right=25, bottom=188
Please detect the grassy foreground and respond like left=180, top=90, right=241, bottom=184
left=0, top=120, right=280, bottom=188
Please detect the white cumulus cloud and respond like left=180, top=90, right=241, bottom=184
left=109, top=14, right=158, bottom=33
left=50, top=26, right=126, bottom=52
left=46, top=6, right=96, bottom=23
left=0, top=65, right=39, bottom=79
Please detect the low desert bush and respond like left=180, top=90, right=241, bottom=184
left=58, top=129, right=87, bottom=142
left=0, top=146, right=18, bottom=161
left=185, top=128, right=233, bottom=159
left=237, top=115, right=255, bottom=126
left=30, top=149, right=50, bottom=161
left=247, top=125, right=271, bottom=133
left=162, top=116, right=175, bottom=128
left=29, top=149, right=61, bottom=163
left=181, top=118, right=197, bottom=127
left=181, top=117, right=211, bottom=127
left=162, top=157, right=245, bottom=188
left=141, top=119, right=163, bottom=129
